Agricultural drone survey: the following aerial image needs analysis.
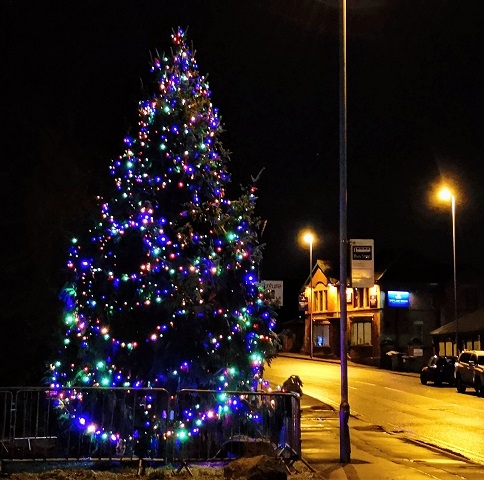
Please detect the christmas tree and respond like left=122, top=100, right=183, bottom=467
left=49, top=26, right=278, bottom=390
left=47, top=28, right=278, bottom=454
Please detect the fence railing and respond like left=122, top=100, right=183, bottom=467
left=0, top=387, right=300, bottom=467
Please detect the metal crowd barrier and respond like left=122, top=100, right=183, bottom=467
left=0, top=387, right=301, bottom=468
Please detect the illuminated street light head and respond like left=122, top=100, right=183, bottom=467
left=303, top=232, right=315, bottom=246
left=438, top=186, right=454, bottom=202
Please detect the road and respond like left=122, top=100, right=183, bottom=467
left=265, top=355, right=484, bottom=466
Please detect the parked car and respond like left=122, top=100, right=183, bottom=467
left=420, top=355, right=457, bottom=386
left=455, top=350, right=484, bottom=396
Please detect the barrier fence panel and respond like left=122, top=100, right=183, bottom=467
left=0, top=387, right=300, bottom=467
left=0, top=387, right=170, bottom=462
left=170, top=389, right=301, bottom=463
left=0, top=390, right=14, bottom=448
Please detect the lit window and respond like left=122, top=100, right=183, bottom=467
left=313, top=323, right=330, bottom=347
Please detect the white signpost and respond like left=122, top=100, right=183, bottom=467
left=350, top=239, right=374, bottom=288
left=261, top=280, right=283, bottom=307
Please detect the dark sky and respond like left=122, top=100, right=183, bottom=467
left=5, top=0, right=484, bottom=329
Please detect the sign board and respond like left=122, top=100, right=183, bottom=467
left=261, top=280, right=283, bottom=307
left=298, top=293, right=308, bottom=311
left=350, top=239, right=374, bottom=288
left=387, top=290, right=410, bottom=308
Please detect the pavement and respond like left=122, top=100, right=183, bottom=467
left=285, top=354, right=484, bottom=479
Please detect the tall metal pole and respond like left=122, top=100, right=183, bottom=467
left=339, top=0, right=351, bottom=463
left=452, top=195, right=458, bottom=354
left=438, top=187, right=458, bottom=355
left=309, top=239, right=314, bottom=359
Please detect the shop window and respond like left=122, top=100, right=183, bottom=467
left=353, top=288, right=369, bottom=308
left=350, top=317, right=372, bottom=345
left=314, top=290, right=323, bottom=312
left=353, top=289, right=359, bottom=308
left=313, top=323, right=330, bottom=347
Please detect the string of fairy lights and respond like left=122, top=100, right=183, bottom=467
left=48, top=28, right=277, bottom=453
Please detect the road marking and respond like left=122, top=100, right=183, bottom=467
left=384, top=387, right=403, bottom=393
left=354, top=381, right=376, bottom=386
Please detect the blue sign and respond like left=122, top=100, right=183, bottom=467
left=387, top=290, right=410, bottom=308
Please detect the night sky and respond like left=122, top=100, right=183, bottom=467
left=4, top=0, right=484, bottom=382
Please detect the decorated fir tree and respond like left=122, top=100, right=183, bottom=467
left=48, top=28, right=278, bottom=396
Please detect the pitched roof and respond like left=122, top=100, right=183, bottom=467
left=430, top=307, right=484, bottom=335
left=300, top=259, right=337, bottom=292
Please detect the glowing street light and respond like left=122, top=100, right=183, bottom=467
left=438, top=187, right=458, bottom=354
left=303, top=232, right=315, bottom=359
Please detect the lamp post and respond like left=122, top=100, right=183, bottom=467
left=303, top=232, right=314, bottom=359
left=339, top=0, right=351, bottom=463
left=438, top=187, right=458, bottom=355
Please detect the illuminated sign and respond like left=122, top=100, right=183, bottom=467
left=387, top=290, right=410, bottom=308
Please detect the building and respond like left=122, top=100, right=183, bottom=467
left=376, top=251, right=447, bottom=366
left=378, top=251, right=484, bottom=360
left=430, top=308, right=484, bottom=355
left=298, top=249, right=484, bottom=370
left=300, top=260, right=382, bottom=366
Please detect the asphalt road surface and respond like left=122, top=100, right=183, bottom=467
left=265, top=355, right=484, bottom=466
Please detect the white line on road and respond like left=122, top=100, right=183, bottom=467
left=384, top=387, right=403, bottom=393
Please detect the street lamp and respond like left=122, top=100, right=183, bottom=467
left=339, top=0, right=351, bottom=463
left=303, top=232, right=314, bottom=359
left=438, top=187, right=458, bottom=355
